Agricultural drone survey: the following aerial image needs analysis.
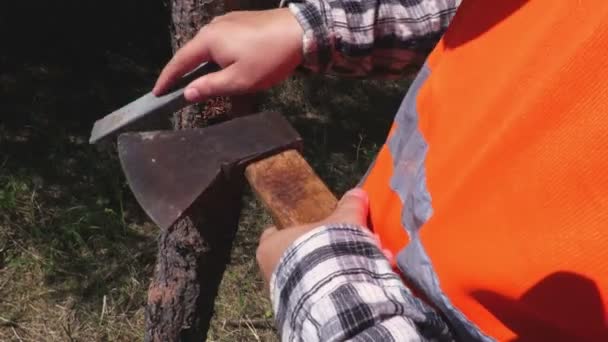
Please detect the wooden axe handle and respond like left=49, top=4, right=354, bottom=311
left=245, top=149, right=338, bottom=229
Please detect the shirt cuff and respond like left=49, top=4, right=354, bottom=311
left=269, top=224, right=453, bottom=341
left=287, top=0, right=334, bottom=73
left=269, top=224, right=381, bottom=302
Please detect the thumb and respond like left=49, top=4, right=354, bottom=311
left=327, top=188, right=369, bottom=227
left=184, top=63, right=248, bottom=102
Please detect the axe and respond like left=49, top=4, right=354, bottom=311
left=90, top=66, right=337, bottom=230
left=117, top=111, right=338, bottom=230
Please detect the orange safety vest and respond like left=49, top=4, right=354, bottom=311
left=361, top=1, right=608, bottom=340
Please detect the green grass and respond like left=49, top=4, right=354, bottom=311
left=0, top=56, right=409, bottom=340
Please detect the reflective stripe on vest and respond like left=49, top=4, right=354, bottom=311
left=362, top=1, right=608, bottom=340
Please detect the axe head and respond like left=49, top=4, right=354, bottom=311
left=117, top=112, right=302, bottom=229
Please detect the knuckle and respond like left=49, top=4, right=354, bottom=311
left=197, top=25, right=208, bottom=35
left=194, top=82, right=214, bottom=97
left=223, top=11, right=237, bottom=19
left=172, top=48, right=185, bottom=61
left=201, top=25, right=219, bottom=43
left=198, top=24, right=215, bottom=38
left=201, top=79, right=217, bottom=95
left=259, top=226, right=275, bottom=242
left=255, top=244, right=266, bottom=265
left=234, top=76, right=254, bottom=92
left=210, top=13, right=229, bottom=25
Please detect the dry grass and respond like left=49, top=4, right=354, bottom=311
left=207, top=197, right=277, bottom=342
left=0, top=178, right=153, bottom=341
left=1, top=52, right=408, bottom=341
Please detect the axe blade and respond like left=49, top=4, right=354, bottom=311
left=117, top=112, right=302, bottom=229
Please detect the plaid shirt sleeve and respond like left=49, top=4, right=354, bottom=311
left=286, top=0, right=461, bottom=77
left=270, top=225, right=454, bottom=341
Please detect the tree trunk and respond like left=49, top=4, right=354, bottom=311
left=144, top=178, right=243, bottom=341
left=144, top=0, right=280, bottom=340
left=144, top=1, right=237, bottom=341
left=168, top=0, right=230, bottom=128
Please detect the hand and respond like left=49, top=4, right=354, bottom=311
left=153, top=8, right=304, bottom=102
left=256, top=188, right=371, bottom=285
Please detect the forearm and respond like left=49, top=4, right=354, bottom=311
left=271, top=225, right=453, bottom=341
left=287, top=0, right=461, bottom=78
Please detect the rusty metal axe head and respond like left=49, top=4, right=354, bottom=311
left=117, top=112, right=302, bottom=229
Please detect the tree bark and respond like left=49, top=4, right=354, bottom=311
left=144, top=0, right=280, bottom=340
left=168, top=0, right=230, bottom=128
left=144, top=1, right=237, bottom=341
left=144, top=178, right=243, bottom=341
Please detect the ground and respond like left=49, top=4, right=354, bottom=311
left=0, top=10, right=411, bottom=341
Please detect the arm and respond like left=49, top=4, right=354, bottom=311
left=153, top=1, right=461, bottom=101
left=271, top=225, right=453, bottom=341
left=257, top=189, right=453, bottom=341
left=287, top=0, right=462, bottom=77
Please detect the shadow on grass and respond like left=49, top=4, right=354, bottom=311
left=0, top=65, right=158, bottom=310
left=0, top=1, right=172, bottom=319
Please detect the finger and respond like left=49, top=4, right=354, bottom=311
left=260, top=226, right=277, bottom=242
left=330, top=188, right=369, bottom=226
left=153, top=30, right=213, bottom=95
left=183, top=63, right=248, bottom=102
